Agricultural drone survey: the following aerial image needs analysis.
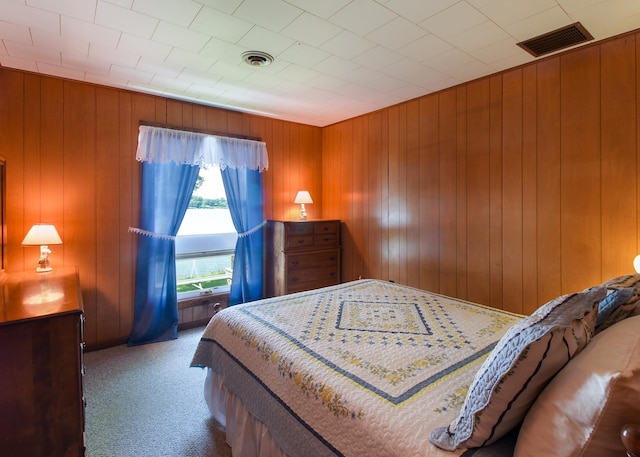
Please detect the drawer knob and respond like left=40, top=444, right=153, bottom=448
left=292, top=260, right=299, bottom=266
left=291, top=277, right=298, bottom=283
left=329, top=272, right=336, bottom=277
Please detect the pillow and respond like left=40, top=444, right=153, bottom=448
left=597, top=274, right=640, bottom=332
left=514, top=314, right=640, bottom=457
left=429, top=287, right=605, bottom=451
left=595, top=287, right=635, bottom=328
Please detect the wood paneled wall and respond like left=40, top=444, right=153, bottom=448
left=2, top=29, right=639, bottom=347
left=0, top=68, right=322, bottom=347
left=323, top=31, right=640, bottom=316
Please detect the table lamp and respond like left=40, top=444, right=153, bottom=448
left=21, top=224, right=63, bottom=272
left=294, top=191, right=313, bottom=220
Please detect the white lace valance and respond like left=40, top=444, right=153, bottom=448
left=136, top=125, right=269, bottom=171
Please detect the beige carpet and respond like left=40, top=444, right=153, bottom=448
left=83, top=326, right=232, bottom=457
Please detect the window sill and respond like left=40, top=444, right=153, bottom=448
left=178, top=291, right=229, bottom=312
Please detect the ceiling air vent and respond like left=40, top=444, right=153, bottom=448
left=241, top=51, right=274, bottom=67
left=517, top=22, right=594, bottom=57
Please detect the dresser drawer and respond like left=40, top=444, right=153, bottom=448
left=313, top=233, right=338, bottom=247
left=286, top=267, right=340, bottom=290
left=313, top=221, right=338, bottom=235
left=287, top=249, right=340, bottom=270
left=286, top=222, right=314, bottom=236
left=285, top=234, right=314, bottom=249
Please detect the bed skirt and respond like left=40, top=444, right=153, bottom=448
left=204, top=367, right=288, bottom=457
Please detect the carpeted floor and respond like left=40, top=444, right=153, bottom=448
left=83, top=326, right=232, bottom=457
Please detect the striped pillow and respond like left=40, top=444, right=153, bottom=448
left=596, top=274, right=640, bottom=332
left=429, top=287, right=605, bottom=451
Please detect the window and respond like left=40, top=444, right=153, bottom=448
left=176, top=166, right=236, bottom=299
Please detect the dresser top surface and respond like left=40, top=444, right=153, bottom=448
left=0, top=266, right=82, bottom=325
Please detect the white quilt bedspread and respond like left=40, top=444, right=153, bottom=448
left=191, top=279, right=523, bottom=457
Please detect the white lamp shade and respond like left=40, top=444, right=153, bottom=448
left=22, top=224, right=63, bottom=246
left=634, top=255, right=640, bottom=274
left=294, top=190, right=313, bottom=204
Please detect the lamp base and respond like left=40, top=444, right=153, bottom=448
left=35, top=266, right=53, bottom=273
left=298, top=203, right=308, bottom=220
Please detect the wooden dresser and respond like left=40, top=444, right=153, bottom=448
left=265, top=220, right=341, bottom=297
left=0, top=266, right=85, bottom=456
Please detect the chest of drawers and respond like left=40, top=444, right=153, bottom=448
left=265, top=220, right=341, bottom=297
left=0, top=267, right=85, bottom=456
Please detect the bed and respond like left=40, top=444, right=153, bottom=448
left=191, top=277, right=640, bottom=457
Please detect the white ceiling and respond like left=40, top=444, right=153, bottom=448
left=1, top=0, right=639, bottom=127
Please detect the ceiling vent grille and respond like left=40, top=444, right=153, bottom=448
left=517, top=22, right=594, bottom=57
left=241, top=51, right=274, bottom=67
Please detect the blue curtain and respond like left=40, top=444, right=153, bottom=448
left=129, top=125, right=268, bottom=344
left=128, top=160, right=200, bottom=346
left=222, top=167, right=265, bottom=305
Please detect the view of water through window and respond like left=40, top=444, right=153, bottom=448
left=176, top=167, right=236, bottom=296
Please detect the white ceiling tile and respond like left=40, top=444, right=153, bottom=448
left=351, top=45, right=404, bottom=70
left=151, top=21, right=209, bottom=52
left=233, top=0, right=302, bottom=33
left=103, top=0, right=134, bottom=8
left=571, top=0, right=640, bottom=39
left=242, top=71, right=286, bottom=89
left=312, top=54, right=359, bottom=77
left=200, top=38, right=247, bottom=64
left=84, top=71, right=129, bottom=88
left=237, top=26, right=295, bottom=56
left=62, top=53, right=111, bottom=75
left=472, top=36, right=522, bottom=65
left=342, top=65, right=381, bottom=84
left=278, top=42, right=331, bottom=67
left=89, top=42, right=141, bottom=68
left=0, top=20, right=32, bottom=44
left=165, top=47, right=213, bottom=72
left=276, top=62, right=322, bottom=83
left=319, top=30, right=376, bottom=60
left=36, top=61, right=85, bottom=81
left=185, top=82, right=225, bottom=98
left=426, top=47, right=475, bottom=74
left=0, top=1, right=60, bottom=33
left=329, top=0, right=396, bottom=36
left=280, top=12, right=342, bottom=47
left=398, top=34, right=453, bottom=62
left=109, top=63, right=154, bottom=84
left=469, top=0, right=557, bottom=27
left=384, top=0, right=458, bottom=23
left=208, top=60, right=253, bottom=80
left=282, top=0, right=350, bottom=20
left=31, top=28, right=89, bottom=57
left=0, top=55, right=39, bottom=72
left=420, top=2, right=487, bottom=39
left=452, top=57, right=493, bottom=81
left=448, top=21, right=510, bottom=53
left=27, top=0, right=96, bottom=22
left=118, top=33, right=172, bottom=61
left=150, top=73, right=192, bottom=92
left=366, top=16, right=427, bottom=49
left=136, top=56, right=182, bottom=78
left=132, top=0, right=202, bottom=28
left=4, top=39, right=62, bottom=65
left=62, top=16, right=121, bottom=48
left=96, top=1, right=158, bottom=39
left=501, top=6, right=571, bottom=41
left=190, top=6, right=252, bottom=43
left=196, top=0, right=243, bottom=15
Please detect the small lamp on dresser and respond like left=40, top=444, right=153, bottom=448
left=294, top=191, right=313, bottom=220
left=21, top=224, right=63, bottom=273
